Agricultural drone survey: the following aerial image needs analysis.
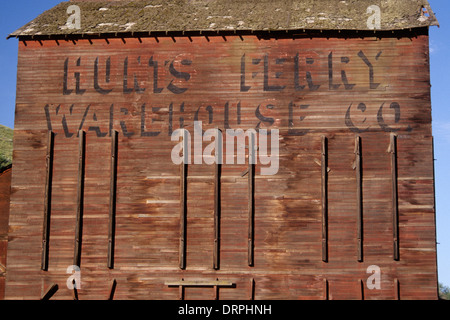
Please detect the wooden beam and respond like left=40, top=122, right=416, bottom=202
left=179, top=285, right=185, bottom=300
left=165, top=280, right=234, bottom=287
left=248, top=163, right=255, bottom=267
left=41, top=130, right=54, bottom=271
left=248, top=132, right=256, bottom=267
left=394, top=278, right=400, bottom=300
left=108, top=130, right=118, bottom=269
left=359, top=278, right=364, bottom=300
left=390, top=134, right=400, bottom=261
left=72, top=279, right=79, bottom=300
left=249, top=278, right=255, bottom=300
left=321, top=136, right=328, bottom=262
left=40, top=283, right=58, bottom=300
left=179, top=162, right=187, bottom=270
left=73, top=130, right=85, bottom=267
left=323, top=278, right=329, bottom=300
left=213, top=161, right=221, bottom=270
left=354, top=136, right=363, bottom=262
left=214, top=284, right=219, bottom=300
left=166, top=278, right=235, bottom=300
left=108, top=279, right=117, bottom=300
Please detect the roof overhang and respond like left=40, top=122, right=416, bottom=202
left=7, top=0, right=439, bottom=40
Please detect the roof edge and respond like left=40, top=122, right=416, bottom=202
left=7, top=26, right=433, bottom=41
left=7, top=0, right=440, bottom=39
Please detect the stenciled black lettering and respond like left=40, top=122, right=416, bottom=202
left=264, top=54, right=285, bottom=92
left=306, top=57, right=320, bottom=91
left=134, top=57, right=145, bottom=93
left=123, top=57, right=145, bottom=94
left=168, top=102, right=185, bottom=136
left=75, top=58, right=86, bottom=95
left=88, top=110, right=108, bottom=137
left=167, top=60, right=191, bottom=94
left=94, top=57, right=113, bottom=95
left=224, top=101, right=241, bottom=130
left=294, top=54, right=306, bottom=91
left=377, top=102, right=412, bottom=132
left=340, top=56, right=356, bottom=90
left=63, top=57, right=85, bottom=95
left=62, top=104, right=75, bottom=138
left=44, top=104, right=54, bottom=132
left=255, top=104, right=275, bottom=133
left=123, top=57, right=133, bottom=94
left=63, top=59, right=73, bottom=95
left=194, top=105, right=213, bottom=124
left=358, top=50, right=381, bottom=89
left=345, top=102, right=370, bottom=133
left=328, top=52, right=341, bottom=90
left=288, top=101, right=310, bottom=136
left=119, top=107, right=135, bottom=137
left=149, top=56, right=164, bottom=93
left=77, top=105, right=90, bottom=136
left=240, top=54, right=251, bottom=92
left=140, top=104, right=161, bottom=137
left=179, top=102, right=185, bottom=129
left=168, top=103, right=173, bottom=136
left=109, top=104, right=114, bottom=137
left=295, top=54, right=321, bottom=91
left=45, top=104, right=93, bottom=138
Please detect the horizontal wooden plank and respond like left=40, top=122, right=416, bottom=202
left=165, top=280, right=234, bottom=287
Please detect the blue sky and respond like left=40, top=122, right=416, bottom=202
left=428, top=0, right=450, bottom=287
left=0, top=1, right=449, bottom=289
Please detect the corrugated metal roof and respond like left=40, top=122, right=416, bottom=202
left=8, top=0, right=439, bottom=38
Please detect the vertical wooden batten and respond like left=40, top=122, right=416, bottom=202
left=321, top=136, right=328, bottom=262
left=108, top=279, right=117, bottom=300
left=166, top=279, right=234, bottom=300
left=249, top=278, right=255, bottom=300
left=390, top=133, right=400, bottom=261
left=108, top=130, right=118, bottom=269
left=359, top=278, right=365, bottom=300
left=41, top=130, right=54, bottom=271
left=213, top=161, right=221, bottom=270
left=73, top=130, right=85, bottom=267
left=248, top=132, right=256, bottom=267
left=72, top=279, right=79, bottom=300
left=248, top=163, right=255, bottom=267
left=354, top=136, right=363, bottom=262
left=323, top=278, right=329, bottom=300
left=40, top=283, right=58, bottom=300
left=179, top=162, right=187, bottom=270
left=394, top=278, right=400, bottom=300
left=214, top=282, right=219, bottom=300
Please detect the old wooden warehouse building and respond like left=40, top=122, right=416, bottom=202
left=4, top=0, right=439, bottom=299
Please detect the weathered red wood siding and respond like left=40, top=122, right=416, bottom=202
left=0, top=166, right=12, bottom=300
left=6, top=32, right=437, bottom=299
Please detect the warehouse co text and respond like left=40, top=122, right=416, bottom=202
left=44, top=49, right=409, bottom=137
